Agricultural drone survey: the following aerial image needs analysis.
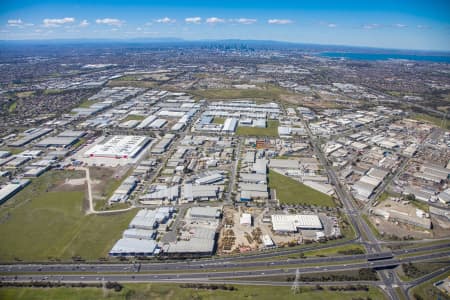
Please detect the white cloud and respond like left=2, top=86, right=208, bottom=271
left=231, top=18, right=257, bottom=25
left=327, top=23, right=337, bottom=28
left=394, top=23, right=407, bottom=28
left=43, top=17, right=75, bottom=27
left=185, top=17, right=202, bottom=24
left=7, top=19, right=23, bottom=26
left=206, top=17, right=225, bottom=24
left=136, top=27, right=142, bottom=31
left=95, top=18, right=124, bottom=27
left=416, top=24, right=430, bottom=29
left=268, top=19, right=293, bottom=25
left=155, top=17, right=176, bottom=24
left=362, top=23, right=380, bottom=30
left=79, top=20, right=89, bottom=27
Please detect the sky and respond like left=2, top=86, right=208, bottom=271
left=0, top=0, right=449, bottom=51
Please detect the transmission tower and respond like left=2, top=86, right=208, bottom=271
left=291, top=268, right=300, bottom=294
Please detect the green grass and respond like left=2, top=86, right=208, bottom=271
left=0, top=283, right=388, bottom=300
left=409, top=199, right=429, bottom=213
left=409, top=270, right=450, bottom=300
left=268, top=170, right=335, bottom=207
left=0, top=171, right=136, bottom=262
left=236, top=120, right=279, bottom=137
left=250, top=244, right=365, bottom=262
left=188, top=85, right=291, bottom=102
left=8, top=101, right=17, bottom=113
left=362, top=214, right=382, bottom=239
left=92, top=167, right=133, bottom=211
left=303, top=244, right=365, bottom=257
left=122, top=114, right=145, bottom=122
left=78, top=100, right=97, bottom=108
left=213, top=117, right=226, bottom=124
left=108, top=80, right=156, bottom=88
left=411, top=113, right=450, bottom=130
left=397, top=259, right=449, bottom=282
left=0, top=147, right=24, bottom=155
left=43, top=89, right=64, bottom=95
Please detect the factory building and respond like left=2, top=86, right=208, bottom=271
left=86, top=135, right=151, bottom=159
left=271, top=214, right=323, bottom=232
left=109, top=238, right=158, bottom=257
left=0, top=179, right=30, bottom=205
left=222, top=118, right=238, bottom=133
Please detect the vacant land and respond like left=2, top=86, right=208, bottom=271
left=268, top=170, right=335, bottom=207
left=412, top=113, right=450, bottom=130
left=123, top=114, right=145, bottom=122
left=0, top=171, right=136, bottom=262
left=213, top=117, right=226, bottom=124
left=397, top=259, right=449, bottom=281
left=236, top=120, right=279, bottom=137
left=8, top=101, right=17, bottom=113
left=0, top=283, right=387, bottom=300
left=107, top=79, right=157, bottom=88
left=78, top=99, right=97, bottom=108
left=189, top=85, right=292, bottom=102
left=89, top=166, right=132, bottom=211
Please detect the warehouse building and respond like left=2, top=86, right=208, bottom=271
left=8, top=128, right=53, bottom=147
left=108, top=176, right=138, bottom=203
left=109, top=238, right=158, bottom=257
left=86, top=135, right=151, bottom=159
left=188, top=206, right=222, bottom=219
left=271, top=214, right=323, bottom=232
left=222, top=118, right=238, bottom=133
left=151, top=134, right=175, bottom=154
left=0, top=179, right=30, bottom=205
left=182, top=184, right=220, bottom=202
left=123, top=228, right=157, bottom=240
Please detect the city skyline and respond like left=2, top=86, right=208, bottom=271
left=0, top=0, right=449, bottom=51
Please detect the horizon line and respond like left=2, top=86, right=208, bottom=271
left=1, top=37, right=450, bottom=53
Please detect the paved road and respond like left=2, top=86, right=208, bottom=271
left=1, top=251, right=448, bottom=287
left=1, top=243, right=448, bottom=274
left=302, top=117, right=400, bottom=299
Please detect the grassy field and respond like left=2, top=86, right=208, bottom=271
left=0, top=283, right=387, bottom=300
left=236, top=120, right=279, bottom=137
left=250, top=244, right=365, bottom=262
left=122, top=114, right=145, bottom=122
left=188, top=85, right=291, bottom=102
left=107, top=80, right=157, bottom=88
left=396, top=259, right=450, bottom=282
left=268, top=170, right=335, bottom=207
left=213, top=117, right=226, bottom=124
left=0, top=170, right=136, bottom=262
left=78, top=99, right=97, bottom=108
left=409, top=270, right=450, bottom=300
left=90, top=167, right=133, bottom=211
left=412, top=113, right=450, bottom=130
left=8, top=101, right=17, bottom=113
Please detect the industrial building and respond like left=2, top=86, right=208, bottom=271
left=0, top=179, right=30, bottom=205
left=151, top=134, right=175, bottom=154
left=108, top=176, right=138, bottom=203
left=182, top=184, right=220, bottom=202
left=271, top=214, right=323, bottom=232
left=109, top=238, right=158, bottom=257
left=86, top=135, right=151, bottom=159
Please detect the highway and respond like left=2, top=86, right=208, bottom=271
left=1, top=251, right=449, bottom=289
left=301, top=116, right=401, bottom=299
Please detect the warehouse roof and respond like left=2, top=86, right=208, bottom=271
left=271, top=214, right=322, bottom=231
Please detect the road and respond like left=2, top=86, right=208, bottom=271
left=301, top=116, right=401, bottom=299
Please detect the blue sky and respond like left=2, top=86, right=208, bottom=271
left=1, top=0, right=449, bottom=51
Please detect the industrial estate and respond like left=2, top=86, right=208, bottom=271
left=0, top=39, right=449, bottom=300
